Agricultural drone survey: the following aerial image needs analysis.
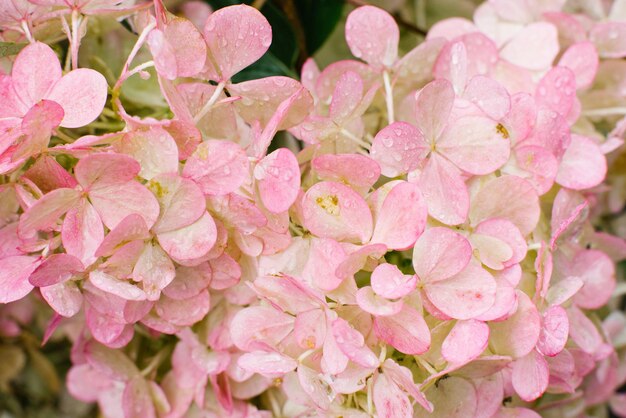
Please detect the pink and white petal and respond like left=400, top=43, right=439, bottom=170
left=155, top=290, right=210, bottom=326
left=40, top=281, right=83, bottom=317
left=558, top=42, right=598, bottom=89
left=356, top=286, right=403, bottom=317
left=427, top=18, right=476, bottom=40
left=373, top=373, right=412, bottom=418
left=12, top=42, right=62, bottom=108
left=500, top=22, right=559, bottom=70
left=535, top=66, right=576, bottom=117
left=381, top=359, right=433, bottom=412
left=373, top=305, right=430, bottom=355
left=394, top=37, right=446, bottom=89
left=208, top=253, right=241, bottom=290
left=371, top=181, right=427, bottom=250
left=182, top=140, right=249, bottom=196
left=114, top=128, right=179, bottom=180
left=489, top=291, right=541, bottom=359
left=474, top=218, right=527, bottom=266
left=75, top=153, right=140, bottom=190
left=301, top=181, right=373, bottom=244
left=345, top=5, right=398, bottom=69
left=163, top=263, right=211, bottom=300
left=463, top=76, right=511, bottom=120
left=18, top=188, right=81, bottom=238
left=46, top=69, right=108, bottom=128
left=335, top=243, right=387, bottom=282
left=550, top=188, right=588, bottom=249
left=331, top=318, right=379, bottom=369
left=371, top=263, right=417, bottom=299
left=469, top=175, right=540, bottom=236
left=425, top=263, right=496, bottom=320
left=230, top=306, right=294, bottom=351
left=415, top=79, right=455, bottom=140
left=473, top=374, right=504, bottom=418
left=94, top=214, right=150, bottom=258
left=151, top=17, right=206, bottom=79
left=416, top=153, right=469, bottom=225
left=589, top=21, right=626, bottom=58
left=132, top=242, right=175, bottom=301
left=122, top=376, right=156, bottom=418
left=29, top=253, right=83, bottom=287
left=0, top=256, right=40, bottom=303
left=417, top=376, right=477, bottom=418
left=296, top=365, right=331, bottom=410
left=312, top=153, right=380, bottom=193
left=62, top=200, right=104, bottom=267
left=203, top=5, right=271, bottom=81
left=321, top=327, right=350, bottom=375
left=432, top=41, right=468, bottom=94
left=14, top=100, right=64, bottom=161
left=294, top=309, right=326, bottom=350
left=474, top=278, right=518, bottom=322
left=157, top=212, right=217, bottom=262
left=252, top=274, right=320, bottom=315
left=442, top=319, right=489, bottom=365
left=437, top=116, right=510, bottom=175
left=150, top=174, right=205, bottom=234
left=89, top=270, right=146, bottom=301
left=470, top=233, right=513, bottom=270
left=509, top=145, right=558, bottom=195
left=302, top=237, right=346, bottom=291
left=493, top=408, right=542, bottom=418
left=238, top=351, right=297, bottom=377
left=571, top=249, right=615, bottom=310
left=255, top=148, right=300, bottom=213
left=89, top=181, right=160, bottom=230
left=370, top=122, right=428, bottom=177
left=512, top=350, right=549, bottom=402
left=537, top=305, right=569, bottom=357
left=545, top=276, right=583, bottom=306
left=556, top=134, right=607, bottom=190
left=328, top=71, right=364, bottom=123
left=412, top=227, right=471, bottom=283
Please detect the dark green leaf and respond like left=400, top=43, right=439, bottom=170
left=232, top=51, right=297, bottom=83
left=261, top=1, right=298, bottom=68
left=294, top=0, right=344, bottom=55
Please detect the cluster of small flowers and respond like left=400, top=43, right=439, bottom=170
left=1, top=0, right=626, bottom=416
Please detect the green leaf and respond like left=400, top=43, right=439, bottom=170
left=294, top=0, right=345, bottom=55
left=232, top=51, right=297, bottom=83
left=261, top=1, right=298, bottom=68
left=0, top=42, right=27, bottom=57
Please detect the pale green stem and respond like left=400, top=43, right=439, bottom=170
left=383, top=70, right=395, bottom=124
left=193, top=81, right=226, bottom=123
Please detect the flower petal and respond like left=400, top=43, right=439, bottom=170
left=345, top=5, right=398, bottom=69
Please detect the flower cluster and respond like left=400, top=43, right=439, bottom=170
left=0, top=0, right=625, bottom=417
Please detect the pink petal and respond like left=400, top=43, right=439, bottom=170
left=416, top=153, right=469, bottom=225
left=473, top=374, right=504, bottom=418
left=0, top=255, right=40, bottom=303
left=356, top=286, right=403, bottom=316
left=558, top=42, right=598, bottom=89
left=230, top=306, right=294, bottom=351
left=345, top=5, right=398, bottom=69
left=163, top=263, right=211, bottom=300
left=229, top=77, right=312, bottom=130
left=470, top=232, right=512, bottom=271
left=512, top=350, right=549, bottom=402
left=302, top=237, right=346, bottom=291
left=489, top=291, right=541, bottom=359
left=382, top=359, right=433, bottom=412
left=500, top=22, right=559, bottom=70
left=328, top=71, right=364, bottom=123
left=155, top=290, right=210, bottom=326
left=40, top=281, right=83, bottom=317
left=412, top=227, right=471, bottom=283
left=255, top=148, right=300, bottom=213
left=371, top=181, right=427, bottom=250
left=474, top=218, right=527, bottom=267
left=370, top=122, right=428, bottom=178
left=122, top=377, right=156, bottom=418
left=420, top=376, right=477, bottom=418
left=89, top=270, right=146, bottom=301
left=150, top=173, right=205, bottom=234
left=114, top=127, right=179, bottom=180
left=294, top=309, right=326, bottom=350
left=425, top=263, right=496, bottom=320
left=469, top=175, right=540, bottom=236
left=442, top=319, right=489, bottom=365
left=433, top=41, right=468, bottom=93
left=95, top=214, right=150, bottom=258
left=202, top=5, right=271, bottom=81
left=301, top=181, right=373, bottom=244
left=90, top=181, right=160, bottom=231
left=46, top=68, right=108, bottom=128
left=373, top=373, right=412, bottom=418
left=18, top=188, right=81, bottom=238
left=157, top=212, right=217, bottom=262
left=297, top=365, right=331, bottom=410
left=182, top=140, right=249, bottom=196
left=571, top=249, right=615, bottom=310
left=29, top=253, right=83, bottom=287
left=335, top=243, right=387, bottom=281
left=536, top=305, right=569, bottom=357
left=75, top=153, right=140, bottom=190
left=550, top=188, right=588, bottom=249
left=556, top=134, right=607, bottom=190
left=371, top=263, right=417, bottom=299
left=62, top=200, right=103, bottom=267
left=132, top=242, right=175, bottom=301
left=332, top=318, right=379, bottom=368
left=208, top=253, right=241, bottom=290
left=14, top=100, right=64, bottom=161
left=312, top=153, right=380, bottom=193
left=463, top=75, right=511, bottom=120
left=238, top=351, right=297, bottom=376
left=535, top=66, right=576, bottom=117
left=415, top=79, right=455, bottom=140
left=12, top=42, right=61, bottom=108
left=395, top=37, right=446, bottom=88
left=509, top=145, right=558, bottom=195
left=373, top=305, right=430, bottom=355
left=253, top=274, right=320, bottom=315
left=589, top=21, right=626, bottom=58
left=437, top=115, right=510, bottom=175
